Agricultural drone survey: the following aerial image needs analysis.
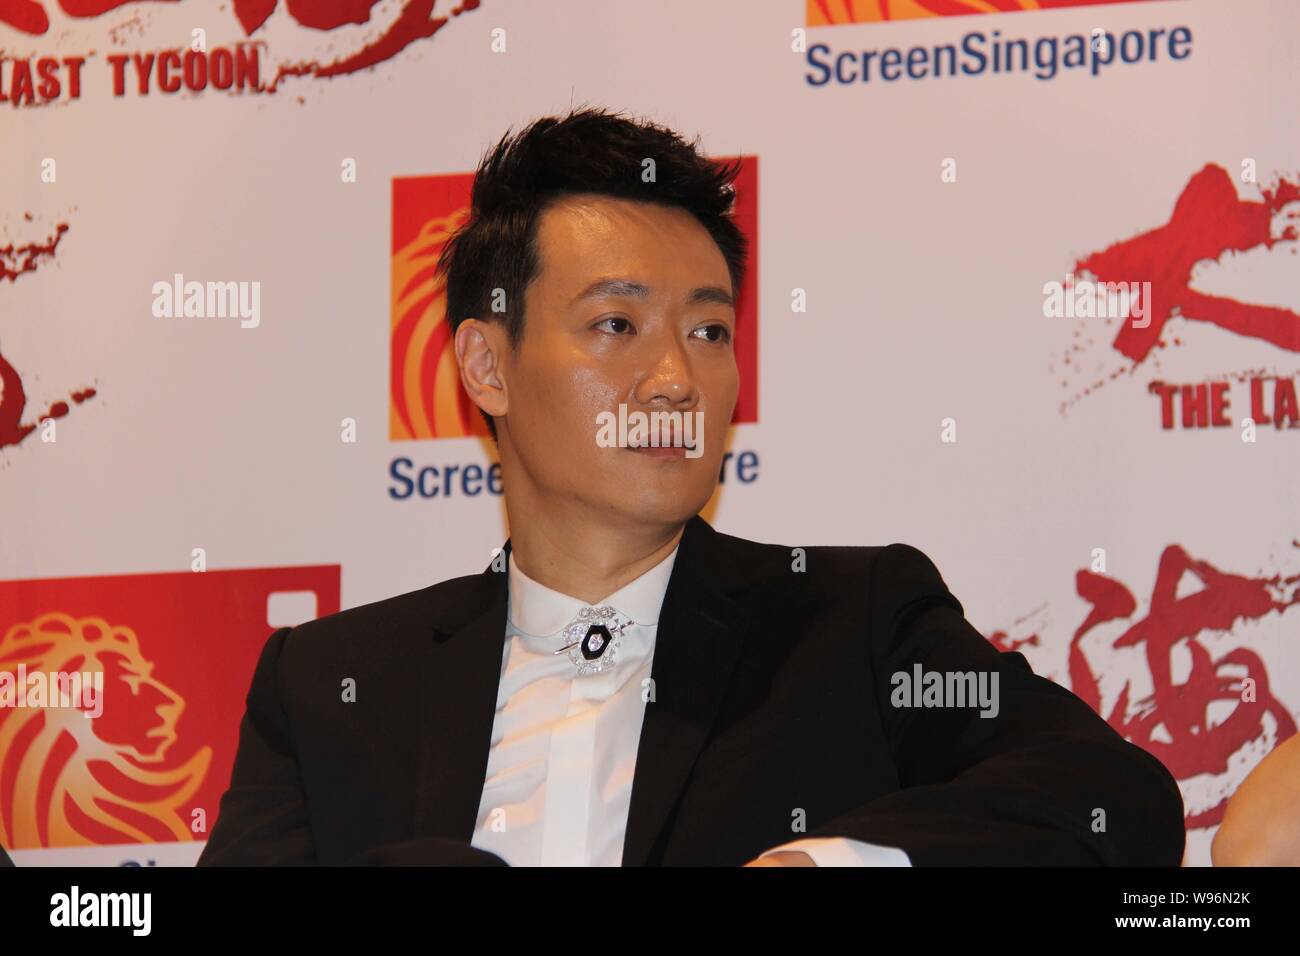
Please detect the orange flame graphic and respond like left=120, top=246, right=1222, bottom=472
left=390, top=208, right=490, bottom=440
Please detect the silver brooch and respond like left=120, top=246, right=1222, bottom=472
left=553, top=605, right=632, bottom=676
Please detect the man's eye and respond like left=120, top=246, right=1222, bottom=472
left=692, top=324, right=732, bottom=344
left=595, top=317, right=633, bottom=334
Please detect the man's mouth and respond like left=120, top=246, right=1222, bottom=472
left=627, top=443, right=690, bottom=459
left=626, top=429, right=696, bottom=457
left=595, top=407, right=706, bottom=459
left=627, top=432, right=686, bottom=448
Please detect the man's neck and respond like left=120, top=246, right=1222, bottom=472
left=505, top=510, right=685, bottom=606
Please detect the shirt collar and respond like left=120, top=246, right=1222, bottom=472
left=507, top=543, right=680, bottom=638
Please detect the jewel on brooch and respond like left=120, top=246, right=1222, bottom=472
left=581, top=624, right=611, bottom=659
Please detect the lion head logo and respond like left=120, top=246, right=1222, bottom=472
left=0, top=611, right=211, bottom=849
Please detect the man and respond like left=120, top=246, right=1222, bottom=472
left=198, top=107, right=1186, bottom=866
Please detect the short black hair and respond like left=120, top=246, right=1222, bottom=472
left=435, top=106, right=748, bottom=439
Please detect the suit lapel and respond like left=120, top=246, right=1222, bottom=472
left=621, top=516, right=753, bottom=865
left=414, top=544, right=511, bottom=843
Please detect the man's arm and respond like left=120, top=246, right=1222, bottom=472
left=196, top=626, right=317, bottom=866
left=798, top=543, right=1186, bottom=866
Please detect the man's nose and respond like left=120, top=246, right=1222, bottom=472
left=633, top=334, right=698, bottom=407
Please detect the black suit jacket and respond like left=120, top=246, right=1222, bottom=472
left=197, top=515, right=1186, bottom=866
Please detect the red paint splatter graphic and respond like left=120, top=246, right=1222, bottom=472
left=1054, top=164, right=1300, bottom=411
left=0, top=220, right=98, bottom=451
left=1082, top=165, right=1300, bottom=365
left=0, top=0, right=182, bottom=34
left=1, top=0, right=481, bottom=87
left=1054, top=546, right=1300, bottom=828
left=988, top=603, right=1044, bottom=653
left=0, top=222, right=67, bottom=283
left=988, top=631, right=1040, bottom=654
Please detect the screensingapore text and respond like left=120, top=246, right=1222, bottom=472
left=388, top=450, right=760, bottom=500
left=806, top=24, right=1193, bottom=86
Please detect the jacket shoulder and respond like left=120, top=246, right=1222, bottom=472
left=712, top=525, right=946, bottom=594
left=270, top=570, right=498, bottom=673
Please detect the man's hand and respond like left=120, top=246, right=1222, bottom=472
left=743, top=851, right=817, bottom=867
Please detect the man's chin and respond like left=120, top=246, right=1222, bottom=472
left=603, top=486, right=715, bottom=529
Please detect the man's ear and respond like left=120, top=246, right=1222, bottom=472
left=454, top=318, right=509, bottom=421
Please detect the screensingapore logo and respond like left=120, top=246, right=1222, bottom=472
left=0, top=566, right=338, bottom=854
left=803, top=0, right=1190, bottom=88
left=0, top=611, right=212, bottom=850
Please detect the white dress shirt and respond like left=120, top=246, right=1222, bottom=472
left=468, top=544, right=911, bottom=867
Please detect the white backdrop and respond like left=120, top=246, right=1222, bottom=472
left=2, top=0, right=1297, bottom=867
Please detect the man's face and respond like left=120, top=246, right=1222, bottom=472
left=497, top=194, right=739, bottom=528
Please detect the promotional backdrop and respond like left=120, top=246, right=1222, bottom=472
left=2, top=0, right=1297, bottom=866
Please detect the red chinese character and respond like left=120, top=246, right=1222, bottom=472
left=233, top=0, right=385, bottom=34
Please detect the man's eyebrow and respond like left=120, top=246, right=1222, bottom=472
left=571, top=278, right=734, bottom=308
